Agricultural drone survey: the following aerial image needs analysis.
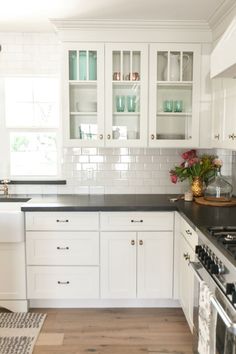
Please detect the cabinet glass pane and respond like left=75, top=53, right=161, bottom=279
left=112, top=51, right=141, bottom=81
left=157, top=51, right=168, bottom=81
left=69, top=83, right=98, bottom=140
left=182, top=52, right=193, bottom=81
left=69, top=51, right=77, bottom=80
left=79, top=51, right=87, bottom=80
left=112, top=83, right=140, bottom=140
left=89, top=51, right=97, bottom=80
left=169, top=51, right=181, bottom=81
left=156, top=84, right=192, bottom=140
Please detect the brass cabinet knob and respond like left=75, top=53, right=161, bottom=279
left=131, top=240, right=135, bottom=246
left=139, top=240, right=143, bottom=246
left=151, top=134, right=155, bottom=140
left=99, top=134, right=103, bottom=140
left=107, top=134, right=111, bottom=140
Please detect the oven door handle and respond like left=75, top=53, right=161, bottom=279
left=189, top=261, right=236, bottom=335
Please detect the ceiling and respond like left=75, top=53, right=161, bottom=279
left=0, top=0, right=233, bottom=32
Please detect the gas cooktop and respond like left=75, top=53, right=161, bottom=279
left=207, top=226, right=236, bottom=260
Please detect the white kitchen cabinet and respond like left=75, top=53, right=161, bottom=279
left=0, top=243, right=26, bottom=300
left=25, top=212, right=100, bottom=299
left=137, top=232, right=173, bottom=298
left=63, top=43, right=105, bottom=146
left=178, top=215, right=198, bottom=332
left=149, top=43, right=201, bottom=147
left=100, top=231, right=137, bottom=298
left=105, top=43, right=148, bottom=147
left=211, top=77, right=236, bottom=149
left=100, top=211, right=174, bottom=299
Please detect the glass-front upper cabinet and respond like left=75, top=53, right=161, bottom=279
left=149, top=44, right=201, bottom=147
left=105, top=44, right=148, bottom=146
left=63, top=44, right=104, bottom=146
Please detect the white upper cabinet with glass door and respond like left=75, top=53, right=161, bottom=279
left=105, top=44, right=148, bottom=147
left=63, top=44, right=104, bottom=146
left=149, top=44, right=201, bottom=147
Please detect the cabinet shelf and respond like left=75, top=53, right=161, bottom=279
left=70, top=112, right=97, bottom=115
left=113, top=112, right=140, bottom=115
left=69, top=81, right=97, bottom=85
left=156, top=112, right=192, bottom=116
left=156, top=81, right=193, bottom=86
left=112, top=81, right=141, bottom=85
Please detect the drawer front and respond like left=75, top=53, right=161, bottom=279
left=25, top=212, right=99, bottom=231
left=180, top=217, right=198, bottom=250
left=100, top=212, right=173, bottom=231
left=27, top=266, right=99, bottom=299
left=26, top=232, right=99, bottom=266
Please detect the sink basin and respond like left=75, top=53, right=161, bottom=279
left=0, top=203, right=24, bottom=242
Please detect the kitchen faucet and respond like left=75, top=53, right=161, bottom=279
left=0, top=179, right=10, bottom=196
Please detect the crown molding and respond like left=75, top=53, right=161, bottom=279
left=208, top=0, right=236, bottom=30
left=50, top=19, right=210, bottom=32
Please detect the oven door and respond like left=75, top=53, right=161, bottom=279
left=190, top=261, right=236, bottom=354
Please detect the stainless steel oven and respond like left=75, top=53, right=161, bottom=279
left=191, top=229, right=236, bottom=354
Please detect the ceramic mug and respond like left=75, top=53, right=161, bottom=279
left=125, top=72, right=140, bottom=81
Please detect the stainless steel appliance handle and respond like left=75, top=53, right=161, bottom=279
left=189, top=261, right=236, bottom=334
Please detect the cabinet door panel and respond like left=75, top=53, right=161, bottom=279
left=0, top=243, right=26, bottom=300
left=101, top=232, right=136, bottom=298
left=137, top=232, right=173, bottom=298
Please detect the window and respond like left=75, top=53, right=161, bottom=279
left=3, top=77, right=60, bottom=178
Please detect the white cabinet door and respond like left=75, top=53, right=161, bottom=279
left=222, top=78, right=236, bottom=149
left=179, top=233, right=195, bottom=332
left=211, top=78, right=224, bottom=147
left=0, top=243, right=26, bottom=300
left=137, top=232, right=173, bottom=299
left=149, top=43, right=201, bottom=147
left=105, top=43, right=148, bottom=147
left=63, top=43, right=105, bottom=147
left=101, top=232, right=136, bottom=298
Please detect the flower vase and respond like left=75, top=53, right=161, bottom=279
left=191, top=177, right=203, bottom=197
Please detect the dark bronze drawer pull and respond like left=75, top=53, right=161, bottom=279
left=131, top=219, right=143, bottom=223
left=56, top=219, right=69, bottom=223
left=57, top=246, right=69, bottom=250
left=57, top=281, right=70, bottom=285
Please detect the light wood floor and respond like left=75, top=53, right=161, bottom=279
left=33, top=308, right=193, bottom=354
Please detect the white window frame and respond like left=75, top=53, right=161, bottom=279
left=0, top=75, right=62, bottom=180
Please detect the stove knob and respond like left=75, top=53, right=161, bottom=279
left=200, top=251, right=207, bottom=261
left=204, top=256, right=211, bottom=266
left=226, top=283, right=235, bottom=295
left=210, top=263, right=219, bottom=275
left=195, top=245, right=202, bottom=254
left=232, top=291, right=236, bottom=304
left=206, top=258, right=214, bottom=269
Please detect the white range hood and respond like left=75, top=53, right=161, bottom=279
left=211, top=17, right=236, bottom=78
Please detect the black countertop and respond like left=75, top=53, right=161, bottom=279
left=3, top=192, right=236, bottom=230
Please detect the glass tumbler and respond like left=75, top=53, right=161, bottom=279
left=127, top=95, right=136, bottom=112
left=174, top=100, right=183, bottom=112
left=116, top=96, right=125, bottom=112
left=163, top=100, right=173, bottom=112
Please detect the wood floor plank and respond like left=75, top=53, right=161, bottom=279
left=32, top=308, right=193, bottom=354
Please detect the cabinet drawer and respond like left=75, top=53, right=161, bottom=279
left=27, top=266, right=99, bottom=299
left=25, top=212, right=99, bottom=231
left=26, top=232, right=99, bottom=266
left=180, top=217, right=198, bottom=250
left=100, top=212, right=173, bottom=231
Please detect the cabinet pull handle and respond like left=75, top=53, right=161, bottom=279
left=214, top=134, right=220, bottom=140
left=183, top=253, right=190, bottom=261
left=99, top=134, right=103, bottom=140
left=139, top=240, right=143, bottom=246
left=131, top=240, right=135, bottom=245
left=58, top=281, right=70, bottom=285
left=151, top=134, right=155, bottom=140
left=107, top=134, right=111, bottom=140
left=57, top=246, right=69, bottom=250
left=131, top=219, right=143, bottom=223
left=228, top=133, right=236, bottom=140
left=56, top=219, right=69, bottom=223
left=185, top=229, right=192, bottom=235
